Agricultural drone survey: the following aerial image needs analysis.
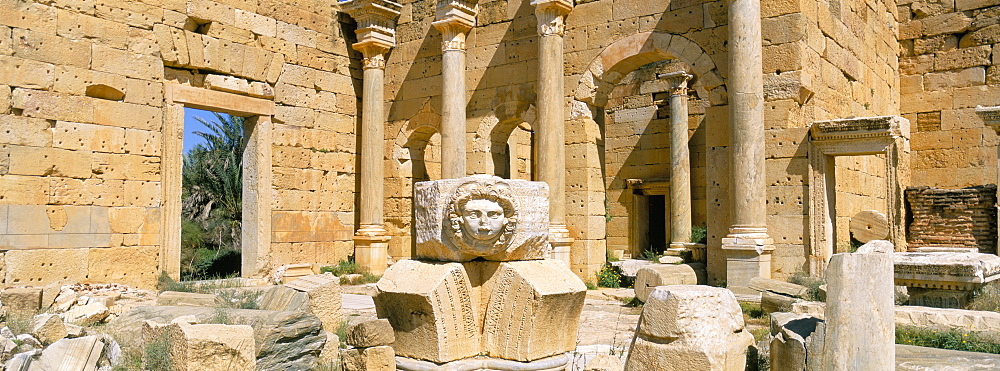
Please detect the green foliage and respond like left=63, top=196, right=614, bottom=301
left=740, top=302, right=766, bottom=319
left=789, top=272, right=827, bottom=302
left=320, top=260, right=361, bottom=276
left=639, top=248, right=661, bottom=262
left=181, top=112, right=245, bottom=280
left=749, top=326, right=770, bottom=342
left=143, top=331, right=173, bottom=369
left=217, top=289, right=262, bottom=310
left=596, top=264, right=622, bottom=288
left=967, top=283, right=1000, bottom=313
left=605, top=248, right=620, bottom=262
left=896, top=325, right=1000, bottom=354
left=585, top=281, right=598, bottom=290
left=208, top=307, right=234, bottom=325
left=156, top=272, right=248, bottom=294
left=604, top=198, right=612, bottom=223
left=620, top=296, right=643, bottom=307
left=4, top=310, right=36, bottom=335
left=690, top=225, right=708, bottom=245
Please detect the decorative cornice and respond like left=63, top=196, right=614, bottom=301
left=532, top=0, right=572, bottom=36
left=810, top=115, right=908, bottom=142
left=342, top=0, right=402, bottom=60
left=433, top=0, right=477, bottom=51
left=976, top=105, right=1000, bottom=134
left=658, top=71, right=693, bottom=97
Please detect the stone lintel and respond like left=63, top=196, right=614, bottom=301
left=626, top=178, right=670, bottom=195
left=165, top=83, right=274, bottom=116
left=975, top=105, right=1000, bottom=134
left=810, top=115, right=909, bottom=142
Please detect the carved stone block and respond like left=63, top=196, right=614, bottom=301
left=414, top=175, right=550, bottom=262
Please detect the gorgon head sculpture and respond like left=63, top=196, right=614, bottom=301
left=447, top=180, right=518, bottom=256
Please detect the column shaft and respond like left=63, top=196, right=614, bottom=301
left=728, top=0, right=767, bottom=232
left=669, top=90, right=691, bottom=245
left=359, top=62, right=385, bottom=227
left=441, top=46, right=467, bottom=179
left=537, top=33, right=566, bottom=227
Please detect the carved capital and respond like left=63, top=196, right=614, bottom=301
left=361, top=51, right=387, bottom=70
left=343, top=0, right=402, bottom=56
left=976, top=105, right=1000, bottom=135
left=433, top=0, right=477, bottom=51
left=658, top=71, right=693, bottom=97
left=532, top=0, right=572, bottom=36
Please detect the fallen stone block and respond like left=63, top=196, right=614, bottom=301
left=61, top=302, right=110, bottom=326
left=51, top=288, right=78, bottom=313
left=284, top=274, right=342, bottom=333
left=319, top=332, right=340, bottom=364
left=769, top=312, right=825, bottom=371
left=345, top=318, right=394, bottom=348
left=624, top=285, right=753, bottom=371
left=585, top=354, right=625, bottom=371
left=341, top=345, right=395, bottom=371
left=156, top=291, right=220, bottom=307
left=258, top=285, right=310, bottom=312
left=34, top=335, right=104, bottom=371
left=108, top=305, right=326, bottom=370
left=166, top=322, right=256, bottom=371
left=31, top=314, right=67, bottom=345
left=761, top=291, right=802, bottom=314
left=1, top=287, right=43, bottom=311
left=749, top=277, right=809, bottom=298
left=633, top=263, right=706, bottom=302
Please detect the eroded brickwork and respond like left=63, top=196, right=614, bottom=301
left=906, top=185, right=998, bottom=253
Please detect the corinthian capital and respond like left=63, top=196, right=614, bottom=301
left=658, top=71, right=693, bottom=96
left=433, top=0, right=477, bottom=51
left=343, top=0, right=402, bottom=67
left=532, top=0, right=572, bottom=37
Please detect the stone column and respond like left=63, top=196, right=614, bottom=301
left=533, top=0, right=573, bottom=265
left=433, top=1, right=476, bottom=179
left=344, top=0, right=402, bottom=275
left=976, top=105, right=1000, bottom=254
left=659, top=72, right=697, bottom=258
left=723, top=0, right=774, bottom=294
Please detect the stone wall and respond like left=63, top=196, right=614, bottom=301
left=834, top=154, right=888, bottom=250
left=899, top=0, right=1000, bottom=188
left=0, top=0, right=360, bottom=288
left=905, top=185, right=997, bottom=252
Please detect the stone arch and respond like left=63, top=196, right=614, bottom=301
left=471, top=102, right=536, bottom=179
left=573, top=31, right=726, bottom=109
left=385, top=103, right=442, bottom=261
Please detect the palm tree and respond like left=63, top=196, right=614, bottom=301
left=181, top=112, right=245, bottom=279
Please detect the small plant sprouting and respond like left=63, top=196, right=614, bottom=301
left=596, top=264, right=622, bottom=288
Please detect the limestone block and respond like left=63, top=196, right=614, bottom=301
left=166, top=323, right=256, bottom=371
left=822, top=244, right=894, bottom=370
left=319, top=332, right=340, bottom=364
left=624, top=286, right=753, bottom=371
left=283, top=274, right=342, bottom=332
left=91, top=44, right=163, bottom=80
left=479, top=260, right=587, bottom=362
left=11, top=28, right=91, bottom=68
left=934, top=45, right=992, bottom=71
left=33, top=335, right=104, bottom=371
left=585, top=354, right=625, bottom=371
left=61, top=302, right=109, bottom=326
left=1, top=287, right=42, bottom=311
left=52, top=288, right=78, bottom=313
left=375, top=260, right=480, bottom=363
left=769, top=312, right=825, bottom=371
left=761, top=291, right=802, bottom=314
left=92, top=99, right=161, bottom=131
left=345, top=318, right=395, bottom=348
left=894, top=305, right=1000, bottom=333
left=849, top=210, right=890, bottom=243
left=156, top=291, right=220, bottom=307
left=634, top=263, right=706, bottom=302
left=12, top=88, right=92, bottom=123
left=258, top=285, right=310, bottom=312
left=31, top=314, right=67, bottom=345
left=341, top=345, right=395, bottom=371
left=414, top=175, right=550, bottom=262
left=748, top=277, right=809, bottom=298
left=921, top=12, right=973, bottom=37
left=236, top=9, right=277, bottom=38
left=0, top=55, right=55, bottom=90
left=0, top=115, right=50, bottom=147
left=52, top=121, right=127, bottom=153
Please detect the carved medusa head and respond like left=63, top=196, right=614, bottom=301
left=447, top=180, right=518, bottom=256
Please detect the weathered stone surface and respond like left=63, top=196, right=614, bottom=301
left=822, top=243, right=895, bottom=370
left=345, top=318, right=395, bottom=348
left=749, top=277, right=808, bottom=298
left=634, top=263, right=705, bottom=302
left=761, top=291, right=802, bottom=314
left=585, top=354, right=625, bottom=371
left=895, top=305, right=1000, bottom=333
left=61, top=302, right=110, bottom=326
left=375, top=260, right=479, bottom=363
left=165, top=322, right=256, bottom=371
left=849, top=210, right=890, bottom=243
left=108, top=306, right=326, bottom=370
left=624, top=285, right=753, bottom=370
left=319, top=332, right=340, bottom=364
left=341, top=345, right=395, bottom=371
left=769, top=312, right=825, bottom=371
left=414, top=175, right=550, bottom=262
left=1, top=287, right=42, bottom=311
left=896, top=344, right=1000, bottom=370
left=33, top=335, right=104, bottom=371
left=478, top=260, right=587, bottom=362
left=258, top=285, right=310, bottom=312
left=156, top=291, right=220, bottom=307
left=284, top=274, right=342, bottom=333
left=31, top=314, right=67, bottom=345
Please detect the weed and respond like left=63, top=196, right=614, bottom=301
left=5, top=309, right=39, bottom=336
left=749, top=327, right=770, bottom=342
left=639, top=248, right=661, bottom=262
left=620, top=296, right=643, bottom=307
left=208, top=308, right=234, bottom=325
left=789, top=272, right=826, bottom=302
left=596, top=264, right=622, bottom=288
left=321, top=260, right=362, bottom=276
left=606, top=248, right=620, bottom=262
left=967, top=283, right=1000, bottom=313
left=585, top=281, right=598, bottom=290
left=157, top=272, right=248, bottom=294
left=740, top=302, right=766, bottom=319
left=336, top=315, right=359, bottom=349
left=896, top=325, right=1000, bottom=354
left=143, top=331, right=172, bottom=370
left=217, top=289, right=262, bottom=310
left=690, top=225, right=708, bottom=245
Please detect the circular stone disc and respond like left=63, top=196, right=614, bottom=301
left=850, top=210, right=889, bottom=243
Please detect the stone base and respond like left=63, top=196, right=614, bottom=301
left=722, top=232, right=774, bottom=296
left=908, top=288, right=970, bottom=308
left=395, top=354, right=570, bottom=371
left=353, top=226, right=391, bottom=275
left=549, top=224, right=573, bottom=266
left=666, top=242, right=706, bottom=262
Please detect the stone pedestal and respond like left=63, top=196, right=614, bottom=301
left=893, top=251, right=1000, bottom=308
left=343, top=0, right=402, bottom=275
left=722, top=232, right=774, bottom=295
left=533, top=0, right=574, bottom=267
left=433, top=0, right=476, bottom=179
